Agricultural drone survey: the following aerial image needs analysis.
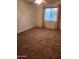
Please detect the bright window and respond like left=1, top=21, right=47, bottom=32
left=44, top=8, right=58, bottom=21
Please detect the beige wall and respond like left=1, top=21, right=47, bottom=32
left=59, top=19, right=61, bottom=30
left=17, top=0, right=36, bottom=33
left=35, top=4, right=59, bottom=29
left=17, top=0, right=61, bottom=33
left=35, top=5, right=43, bottom=27
left=44, top=21, right=58, bottom=29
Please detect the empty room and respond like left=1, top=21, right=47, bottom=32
left=17, top=0, right=61, bottom=59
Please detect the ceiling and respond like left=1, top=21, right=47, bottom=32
left=23, top=0, right=61, bottom=5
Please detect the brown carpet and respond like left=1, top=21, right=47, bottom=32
left=17, top=27, right=61, bottom=59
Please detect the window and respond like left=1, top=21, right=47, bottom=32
left=44, top=8, right=58, bottom=22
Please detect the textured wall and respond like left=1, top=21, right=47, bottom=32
left=35, top=4, right=59, bottom=29
left=17, top=0, right=36, bottom=33
left=35, top=5, right=43, bottom=27
left=45, top=21, right=58, bottom=29
left=17, top=0, right=61, bottom=33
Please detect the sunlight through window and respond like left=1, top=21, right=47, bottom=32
left=44, top=8, right=58, bottom=22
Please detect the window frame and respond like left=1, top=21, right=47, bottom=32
left=42, top=6, right=59, bottom=27
left=44, top=7, right=58, bottom=22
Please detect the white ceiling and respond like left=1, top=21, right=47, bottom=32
left=25, top=0, right=34, bottom=2
left=23, top=0, right=61, bottom=4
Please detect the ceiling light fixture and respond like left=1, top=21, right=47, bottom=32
left=34, top=0, right=45, bottom=4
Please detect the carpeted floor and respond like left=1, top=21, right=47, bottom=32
left=17, top=27, right=61, bottom=59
